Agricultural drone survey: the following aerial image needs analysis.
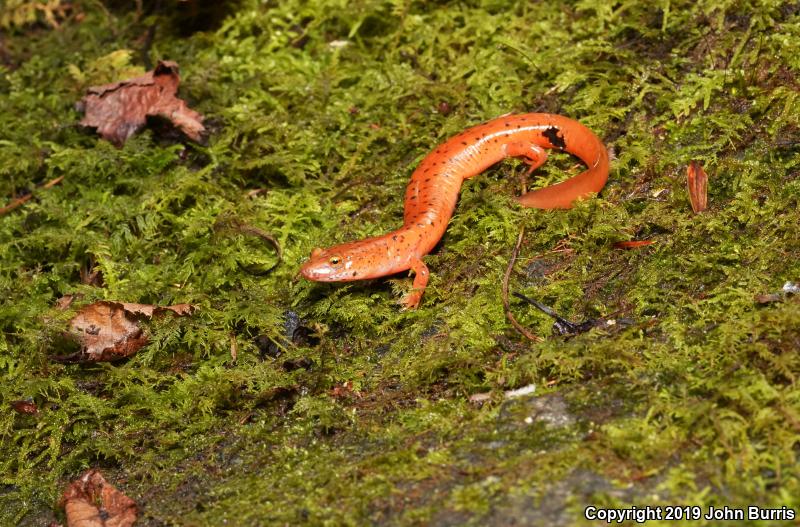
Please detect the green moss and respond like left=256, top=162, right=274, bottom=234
left=1, top=0, right=799, bottom=525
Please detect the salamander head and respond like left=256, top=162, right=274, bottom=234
left=301, top=246, right=349, bottom=281
left=300, top=235, right=410, bottom=282
left=300, top=242, right=378, bottom=282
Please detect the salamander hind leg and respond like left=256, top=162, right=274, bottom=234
left=400, top=257, right=430, bottom=310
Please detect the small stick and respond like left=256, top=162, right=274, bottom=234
left=236, top=224, right=283, bottom=264
left=0, top=175, right=65, bottom=216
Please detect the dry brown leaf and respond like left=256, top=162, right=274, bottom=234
left=56, top=300, right=195, bottom=362
left=60, top=470, right=137, bottom=527
left=687, top=160, right=708, bottom=213
left=78, top=60, right=205, bottom=146
left=10, top=400, right=39, bottom=415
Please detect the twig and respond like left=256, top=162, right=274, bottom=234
left=216, top=220, right=283, bottom=275
left=514, top=292, right=634, bottom=337
left=38, top=175, right=63, bottom=190
left=0, top=194, right=33, bottom=216
left=140, top=24, right=157, bottom=70
left=212, top=216, right=283, bottom=273
left=0, top=175, right=64, bottom=216
left=236, top=224, right=283, bottom=264
left=515, top=291, right=592, bottom=336
left=502, top=228, right=542, bottom=342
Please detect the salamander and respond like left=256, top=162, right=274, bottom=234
left=300, top=113, right=609, bottom=309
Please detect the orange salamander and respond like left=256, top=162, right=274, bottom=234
left=300, top=113, right=609, bottom=309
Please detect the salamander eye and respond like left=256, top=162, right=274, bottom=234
left=329, top=256, right=342, bottom=266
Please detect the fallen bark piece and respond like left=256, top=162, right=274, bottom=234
left=78, top=60, right=205, bottom=146
left=55, top=300, right=195, bottom=362
left=686, top=160, right=708, bottom=213
left=60, top=469, right=137, bottom=527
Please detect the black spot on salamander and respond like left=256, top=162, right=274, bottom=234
left=425, top=178, right=430, bottom=182
left=392, top=235, right=398, bottom=240
left=543, top=126, right=567, bottom=149
left=352, top=271, right=358, bottom=277
left=504, top=122, right=510, bottom=127
left=461, top=141, right=467, bottom=145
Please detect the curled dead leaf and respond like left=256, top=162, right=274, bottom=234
left=687, top=160, right=708, bottom=213
left=60, top=470, right=137, bottom=527
left=79, top=60, right=205, bottom=146
left=55, top=300, right=195, bottom=362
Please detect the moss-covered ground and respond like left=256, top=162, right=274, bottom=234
left=1, top=0, right=800, bottom=525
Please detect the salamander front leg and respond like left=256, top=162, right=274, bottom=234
left=400, top=257, right=430, bottom=310
left=503, top=141, right=548, bottom=177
